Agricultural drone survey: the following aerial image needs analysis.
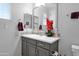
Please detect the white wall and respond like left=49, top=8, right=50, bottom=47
left=11, top=3, right=34, bottom=21
left=0, top=18, right=16, bottom=55
left=58, top=3, right=79, bottom=56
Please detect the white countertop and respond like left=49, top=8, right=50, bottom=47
left=22, top=34, right=60, bottom=44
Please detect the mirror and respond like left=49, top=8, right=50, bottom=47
left=33, top=3, right=57, bottom=35
left=23, top=3, right=58, bottom=35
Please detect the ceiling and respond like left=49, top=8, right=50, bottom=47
left=45, top=3, right=57, bottom=10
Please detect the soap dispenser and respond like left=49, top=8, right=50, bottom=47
left=39, top=25, right=43, bottom=35
left=39, top=25, right=42, bottom=30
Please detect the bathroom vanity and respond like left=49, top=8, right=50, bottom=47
left=21, top=34, right=59, bottom=56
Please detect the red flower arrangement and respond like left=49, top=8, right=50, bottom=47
left=46, top=18, right=53, bottom=31
left=46, top=17, right=54, bottom=37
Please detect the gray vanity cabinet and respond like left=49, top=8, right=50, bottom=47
left=26, top=43, right=36, bottom=56
left=22, top=37, right=58, bottom=56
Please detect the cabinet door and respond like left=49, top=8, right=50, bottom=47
left=26, top=43, right=36, bottom=56
left=22, top=38, right=27, bottom=56
left=37, top=47, right=49, bottom=56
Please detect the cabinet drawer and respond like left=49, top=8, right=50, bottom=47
left=37, top=41, right=50, bottom=50
left=26, top=38, right=36, bottom=45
